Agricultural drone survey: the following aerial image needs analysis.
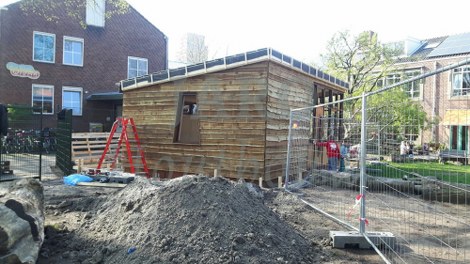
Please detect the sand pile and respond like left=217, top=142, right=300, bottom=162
left=50, top=175, right=321, bottom=263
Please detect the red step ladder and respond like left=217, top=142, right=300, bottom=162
left=97, top=117, right=150, bottom=178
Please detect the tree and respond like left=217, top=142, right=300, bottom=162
left=177, top=33, right=209, bottom=65
left=19, top=0, right=129, bottom=28
left=321, top=31, right=429, bottom=143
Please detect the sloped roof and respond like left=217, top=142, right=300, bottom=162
left=120, top=48, right=349, bottom=92
left=396, top=33, right=470, bottom=63
left=428, top=32, right=470, bottom=57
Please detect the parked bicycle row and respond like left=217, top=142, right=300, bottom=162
left=0, top=128, right=56, bottom=154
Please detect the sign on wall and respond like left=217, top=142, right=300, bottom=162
left=6, top=62, right=40, bottom=79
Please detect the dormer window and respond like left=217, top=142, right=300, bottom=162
left=86, top=0, right=105, bottom=27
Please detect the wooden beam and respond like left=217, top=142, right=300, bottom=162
left=334, top=94, right=340, bottom=140
left=328, top=89, right=333, bottom=138
left=339, top=93, right=344, bottom=139
left=319, top=90, right=325, bottom=139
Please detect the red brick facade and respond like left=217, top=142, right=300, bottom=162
left=395, top=55, right=470, bottom=149
left=0, top=1, right=167, bottom=131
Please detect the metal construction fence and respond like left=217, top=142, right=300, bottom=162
left=55, top=109, right=73, bottom=175
left=0, top=105, right=56, bottom=181
left=285, top=58, right=470, bottom=263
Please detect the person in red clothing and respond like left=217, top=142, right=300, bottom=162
left=314, top=135, right=340, bottom=171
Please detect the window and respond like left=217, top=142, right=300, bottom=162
left=376, top=71, right=422, bottom=99
left=33, top=32, right=55, bottom=63
left=451, top=67, right=470, bottom=96
left=62, top=87, right=83, bottom=116
left=385, top=73, right=401, bottom=86
left=402, top=70, right=422, bottom=99
left=32, top=84, right=54, bottom=114
left=127, top=57, right=148, bottom=78
left=86, top=0, right=105, bottom=27
left=174, top=93, right=200, bottom=144
left=63, top=37, right=84, bottom=66
left=376, top=73, right=401, bottom=88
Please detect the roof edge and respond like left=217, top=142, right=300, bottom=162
left=120, top=48, right=349, bottom=92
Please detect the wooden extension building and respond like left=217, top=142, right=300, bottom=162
left=119, top=48, right=347, bottom=184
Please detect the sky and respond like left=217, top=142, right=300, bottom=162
left=2, top=0, right=470, bottom=65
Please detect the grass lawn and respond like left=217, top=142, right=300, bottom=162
left=367, top=161, right=470, bottom=185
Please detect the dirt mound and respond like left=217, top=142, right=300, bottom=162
left=50, top=176, right=322, bottom=263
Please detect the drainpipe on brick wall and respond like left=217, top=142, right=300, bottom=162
left=0, top=8, right=3, bottom=43
left=165, top=35, right=169, bottom=70
left=431, top=60, right=438, bottom=143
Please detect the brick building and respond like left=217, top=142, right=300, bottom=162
left=0, top=0, right=167, bottom=131
left=382, top=33, right=470, bottom=153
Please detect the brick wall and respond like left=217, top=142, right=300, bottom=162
left=395, top=55, right=470, bottom=146
left=0, top=1, right=167, bottom=131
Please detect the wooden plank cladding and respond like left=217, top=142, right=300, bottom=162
left=123, top=62, right=269, bottom=181
left=122, top=59, right=346, bottom=184
left=264, top=62, right=344, bottom=180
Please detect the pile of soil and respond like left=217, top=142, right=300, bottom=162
left=41, top=176, right=325, bottom=263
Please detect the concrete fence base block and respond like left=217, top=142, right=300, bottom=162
left=330, top=230, right=396, bottom=249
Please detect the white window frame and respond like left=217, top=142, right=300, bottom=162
left=86, top=0, right=105, bottom=27
left=385, top=73, right=401, bottom=86
left=32, top=84, right=54, bottom=115
left=63, top=36, right=84, bottom=67
left=451, top=66, right=470, bottom=97
left=33, top=31, right=56, bottom=63
left=402, top=70, right=423, bottom=100
left=127, top=56, right=148, bottom=78
left=62, top=86, right=83, bottom=116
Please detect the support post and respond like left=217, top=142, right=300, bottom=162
left=39, top=110, right=43, bottom=180
left=328, top=90, right=333, bottom=138
left=319, top=91, right=325, bottom=139
left=334, top=94, right=339, bottom=140
left=339, top=94, right=344, bottom=139
left=285, top=110, right=294, bottom=189
left=359, top=93, right=367, bottom=234
left=377, top=127, right=381, bottom=158
left=312, top=84, right=318, bottom=170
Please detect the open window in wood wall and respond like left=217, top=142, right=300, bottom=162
left=174, top=93, right=200, bottom=144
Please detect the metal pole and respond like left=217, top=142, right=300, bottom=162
left=39, top=110, right=43, bottom=181
left=359, top=93, right=367, bottom=234
left=285, top=110, right=294, bottom=189
left=377, top=127, right=381, bottom=158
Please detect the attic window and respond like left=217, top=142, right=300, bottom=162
left=174, top=93, right=200, bottom=144
left=86, top=0, right=105, bottom=27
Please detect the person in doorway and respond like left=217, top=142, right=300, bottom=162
left=314, top=135, right=340, bottom=171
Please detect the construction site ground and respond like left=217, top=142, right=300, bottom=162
left=36, top=169, right=382, bottom=264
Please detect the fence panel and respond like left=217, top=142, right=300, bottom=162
left=0, top=105, right=48, bottom=181
left=55, top=109, right=73, bottom=175
left=286, top=66, right=470, bottom=263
